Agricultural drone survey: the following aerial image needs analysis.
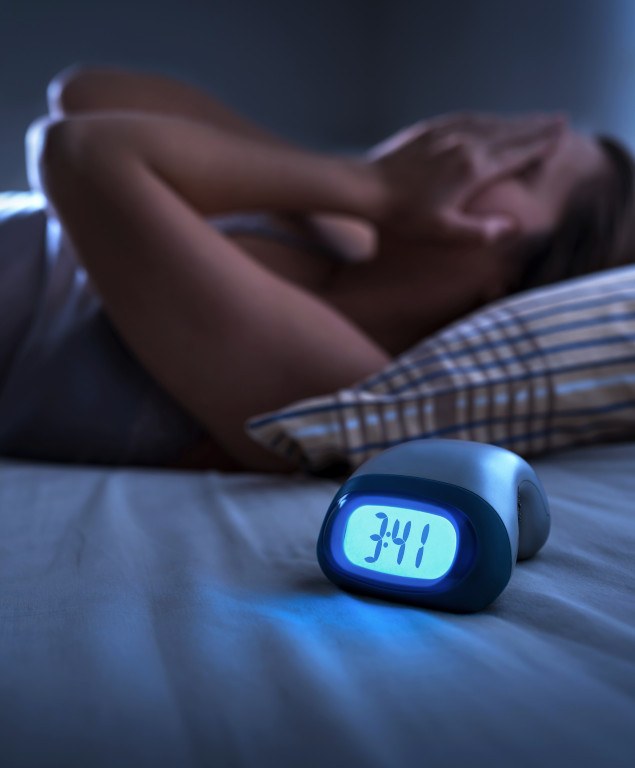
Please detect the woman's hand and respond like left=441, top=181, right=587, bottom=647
left=367, top=111, right=567, bottom=244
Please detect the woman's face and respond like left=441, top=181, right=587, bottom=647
left=464, top=124, right=613, bottom=237
left=457, top=123, right=615, bottom=301
left=361, top=123, right=617, bottom=350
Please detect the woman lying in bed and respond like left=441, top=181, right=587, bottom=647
left=12, top=64, right=635, bottom=474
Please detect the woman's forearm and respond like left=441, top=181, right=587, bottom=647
left=48, top=65, right=295, bottom=150
left=38, top=114, right=390, bottom=223
left=46, top=65, right=378, bottom=259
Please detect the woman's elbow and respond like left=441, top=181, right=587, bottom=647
left=47, top=63, right=100, bottom=116
left=25, top=115, right=95, bottom=199
left=24, top=115, right=60, bottom=193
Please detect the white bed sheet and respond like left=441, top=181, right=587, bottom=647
left=1, top=440, right=634, bottom=768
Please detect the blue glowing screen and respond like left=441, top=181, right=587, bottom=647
left=342, top=499, right=459, bottom=580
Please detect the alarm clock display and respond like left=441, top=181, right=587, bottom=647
left=317, top=440, right=550, bottom=613
left=334, top=492, right=470, bottom=583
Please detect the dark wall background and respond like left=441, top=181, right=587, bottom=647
left=2, top=0, right=635, bottom=189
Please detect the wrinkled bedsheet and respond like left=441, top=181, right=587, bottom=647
left=1, top=441, right=634, bottom=768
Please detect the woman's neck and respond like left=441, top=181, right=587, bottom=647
left=325, top=233, right=494, bottom=356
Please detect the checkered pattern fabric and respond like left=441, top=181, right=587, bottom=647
left=245, top=265, right=635, bottom=475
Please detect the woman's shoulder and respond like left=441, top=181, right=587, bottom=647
left=209, top=210, right=344, bottom=295
left=207, top=209, right=378, bottom=296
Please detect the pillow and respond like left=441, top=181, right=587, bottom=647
left=245, top=264, right=635, bottom=476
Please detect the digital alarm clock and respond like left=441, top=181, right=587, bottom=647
left=316, top=439, right=550, bottom=612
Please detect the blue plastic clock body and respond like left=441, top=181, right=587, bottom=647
left=316, top=439, right=550, bottom=613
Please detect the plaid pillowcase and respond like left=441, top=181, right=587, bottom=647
left=245, top=265, right=635, bottom=475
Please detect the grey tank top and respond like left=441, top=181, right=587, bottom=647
left=0, top=198, right=344, bottom=467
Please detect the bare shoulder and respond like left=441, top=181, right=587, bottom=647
left=219, top=212, right=341, bottom=295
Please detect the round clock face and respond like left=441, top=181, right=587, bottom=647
left=328, top=492, right=463, bottom=587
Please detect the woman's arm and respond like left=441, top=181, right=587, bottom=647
left=37, top=113, right=387, bottom=219
left=47, top=64, right=294, bottom=148
left=33, top=113, right=392, bottom=471
left=47, top=64, right=378, bottom=260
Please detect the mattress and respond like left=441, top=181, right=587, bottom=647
left=1, top=440, right=634, bottom=768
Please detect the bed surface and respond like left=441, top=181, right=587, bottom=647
left=1, top=440, right=634, bottom=767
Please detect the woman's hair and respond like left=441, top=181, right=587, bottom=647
left=509, top=133, right=635, bottom=294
